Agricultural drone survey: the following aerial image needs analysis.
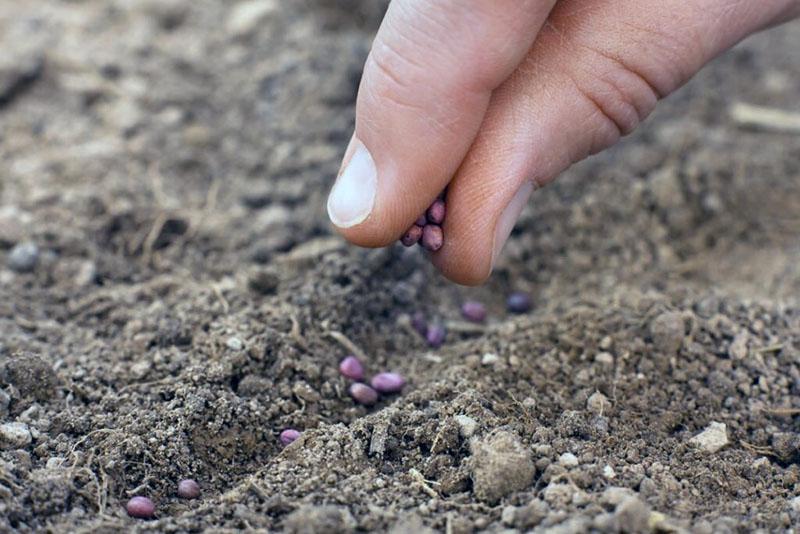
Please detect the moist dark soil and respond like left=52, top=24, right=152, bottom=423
left=1, top=1, right=799, bottom=532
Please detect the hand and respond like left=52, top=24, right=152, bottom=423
left=326, top=0, right=800, bottom=285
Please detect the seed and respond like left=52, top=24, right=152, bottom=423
left=370, top=372, right=406, bottom=393
left=507, top=292, right=532, bottom=314
left=177, top=479, right=201, bottom=499
left=411, top=312, right=428, bottom=337
left=280, top=428, right=301, bottom=446
left=426, top=324, right=446, bottom=348
left=349, top=382, right=379, bottom=405
left=426, top=200, right=446, bottom=225
left=461, top=300, right=487, bottom=323
left=400, top=225, right=423, bottom=247
left=415, top=214, right=428, bottom=227
left=421, top=225, right=443, bottom=252
left=126, top=496, right=155, bottom=519
left=8, top=241, right=39, bottom=273
left=339, top=355, right=365, bottom=381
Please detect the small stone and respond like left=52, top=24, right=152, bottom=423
left=420, top=225, right=443, bottom=252
left=177, top=479, right=201, bottom=499
left=126, top=496, right=155, bottom=519
left=603, top=465, right=616, bottom=479
left=506, top=292, right=532, bottom=314
left=587, top=392, right=610, bottom=414
left=481, top=353, right=499, bottom=365
left=227, top=0, right=279, bottom=37
left=595, top=352, right=614, bottom=366
left=8, top=241, right=39, bottom=273
left=469, top=430, right=536, bottom=503
left=461, top=301, right=487, bottom=323
left=338, top=356, right=365, bottom=381
left=501, top=506, right=516, bottom=526
left=226, top=337, right=244, bottom=351
left=789, top=496, right=800, bottom=514
left=602, top=486, right=636, bottom=506
left=400, top=225, right=423, bottom=247
left=370, top=372, right=406, bottom=394
left=650, top=311, right=685, bottom=354
left=349, top=383, right=379, bottom=406
left=558, top=452, right=579, bottom=467
left=426, top=200, right=446, bottom=225
left=751, top=457, right=770, bottom=470
left=613, top=496, right=650, bottom=532
left=454, top=415, right=478, bottom=438
left=0, top=422, right=32, bottom=449
left=426, top=324, right=446, bottom=348
left=280, top=428, right=301, bottom=446
left=689, top=421, right=728, bottom=453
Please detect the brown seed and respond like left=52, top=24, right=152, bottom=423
left=421, top=225, right=443, bottom=251
left=400, top=225, right=423, bottom=247
left=426, top=200, right=446, bottom=225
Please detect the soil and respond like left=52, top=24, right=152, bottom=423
left=1, top=1, right=799, bottom=532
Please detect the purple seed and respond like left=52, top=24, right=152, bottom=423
left=400, top=225, right=423, bottom=247
left=415, top=214, right=428, bottom=227
left=126, top=496, right=155, bottom=519
left=426, top=199, right=446, bottom=225
left=426, top=324, right=446, bottom=348
left=507, top=292, right=532, bottom=314
left=421, top=225, right=443, bottom=251
left=461, top=300, right=487, bottom=323
left=411, top=312, right=428, bottom=337
left=280, top=428, right=301, bottom=446
left=349, top=382, right=379, bottom=405
left=370, top=372, right=406, bottom=394
left=177, top=479, right=201, bottom=499
left=339, top=355, right=365, bottom=381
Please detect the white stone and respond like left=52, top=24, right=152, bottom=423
left=454, top=415, right=478, bottom=438
left=790, top=496, right=800, bottom=514
left=481, top=352, right=499, bottom=365
left=0, top=422, right=32, bottom=449
left=227, top=0, right=279, bottom=36
left=689, top=421, right=728, bottom=453
left=226, top=336, right=244, bottom=351
left=595, top=352, right=614, bottom=366
left=603, top=465, right=617, bottom=479
left=558, top=452, right=579, bottom=467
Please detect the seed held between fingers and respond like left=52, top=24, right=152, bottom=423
left=426, top=199, right=446, bottom=225
left=401, top=225, right=423, bottom=247
left=421, top=225, right=443, bottom=251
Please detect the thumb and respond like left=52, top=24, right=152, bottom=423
left=326, top=0, right=556, bottom=246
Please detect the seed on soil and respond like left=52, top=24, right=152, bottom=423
left=280, top=428, right=301, bottom=446
left=400, top=225, right=423, bottom=247
left=461, top=300, right=487, bottom=323
left=507, top=292, right=532, bottom=314
left=349, top=382, right=379, bottom=405
left=7, top=241, right=40, bottom=273
left=370, top=372, right=406, bottom=393
left=426, top=199, right=446, bottom=225
left=421, top=225, right=443, bottom=251
left=126, top=496, right=155, bottom=519
left=411, top=312, right=428, bottom=337
left=426, top=324, right=446, bottom=348
left=338, top=355, right=365, bottom=381
left=177, top=479, right=201, bottom=499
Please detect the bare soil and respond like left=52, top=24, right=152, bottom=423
left=1, top=1, right=799, bottom=532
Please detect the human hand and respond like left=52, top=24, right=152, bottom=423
left=326, top=0, right=800, bottom=285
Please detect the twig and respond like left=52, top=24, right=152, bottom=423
left=326, top=330, right=368, bottom=361
left=730, top=102, right=800, bottom=134
left=408, top=468, right=439, bottom=498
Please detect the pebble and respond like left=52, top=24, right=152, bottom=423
left=454, top=415, right=478, bottom=439
left=8, top=241, right=39, bottom=273
left=461, top=301, right=487, bottom=323
left=225, top=337, right=243, bottom=351
left=280, top=429, right=301, bottom=446
left=177, top=479, right=201, bottom=499
left=370, top=372, right=406, bottom=394
left=349, top=383, right=379, bottom=406
left=594, top=352, right=615, bottom=366
left=586, top=391, right=610, bottom=414
left=469, top=431, right=536, bottom=503
left=613, top=496, right=651, bottom=532
left=339, top=356, right=365, bottom=381
left=650, top=311, right=685, bottom=354
left=481, top=352, right=499, bottom=365
left=603, top=465, right=617, bottom=479
left=426, top=324, right=446, bottom=348
left=126, top=496, right=155, bottom=519
left=227, top=0, right=279, bottom=37
left=689, top=421, right=728, bottom=453
left=558, top=452, right=579, bottom=467
left=0, top=422, right=32, bottom=450
left=507, top=291, right=532, bottom=313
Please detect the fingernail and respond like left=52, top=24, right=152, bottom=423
left=491, top=181, right=534, bottom=268
left=327, top=138, right=377, bottom=228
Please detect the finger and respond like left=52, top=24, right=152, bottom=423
left=432, top=0, right=798, bottom=285
left=327, top=0, right=557, bottom=246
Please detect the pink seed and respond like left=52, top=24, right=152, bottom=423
left=280, top=428, right=301, bottom=446
left=400, top=225, right=423, bottom=247
left=126, top=496, right=155, bottom=519
left=461, top=300, right=487, bottom=323
left=177, top=479, right=200, bottom=499
left=371, top=372, right=406, bottom=393
left=426, top=199, right=446, bottom=225
left=411, top=312, right=428, bottom=337
left=339, top=355, right=365, bottom=381
left=421, top=225, right=443, bottom=251
left=415, top=214, right=428, bottom=227
left=349, top=382, right=379, bottom=405
left=426, top=324, right=446, bottom=348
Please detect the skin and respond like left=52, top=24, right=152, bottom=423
left=328, top=0, right=800, bottom=285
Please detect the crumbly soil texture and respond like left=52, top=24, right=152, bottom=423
left=1, top=2, right=799, bottom=532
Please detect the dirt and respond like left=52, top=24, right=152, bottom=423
left=1, top=1, right=799, bottom=532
